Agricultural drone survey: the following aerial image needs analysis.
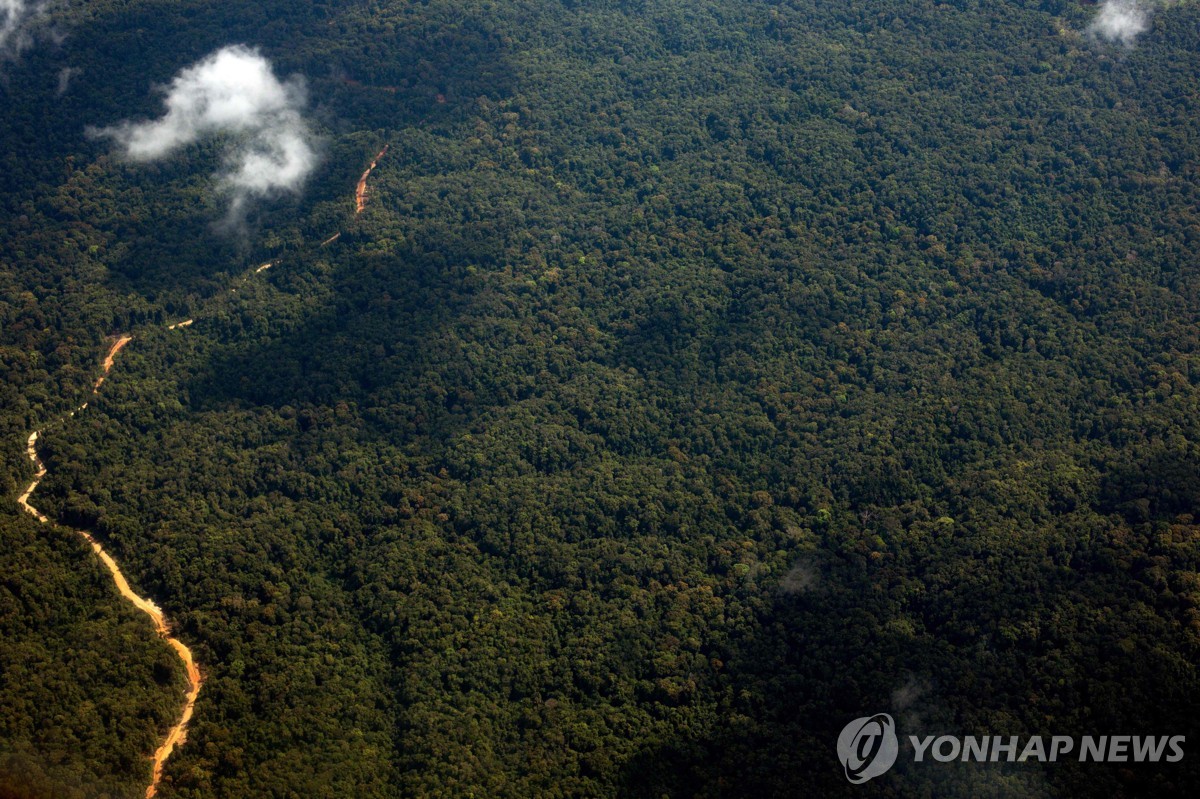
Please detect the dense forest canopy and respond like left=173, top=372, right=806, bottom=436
left=2, top=0, right=1200, bottom=797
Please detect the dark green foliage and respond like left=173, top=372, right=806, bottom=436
left=3, top=0, right=1200, bottom=797
left=0, top=515, right=184, bottom=799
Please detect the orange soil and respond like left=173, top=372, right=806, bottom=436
left=16, top=336, right=202, bottom=799
left=93, top=335, right=132, bottom=391
left=355, top=145, right=389, bottom=214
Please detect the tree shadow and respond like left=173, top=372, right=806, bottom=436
left=1097, top=446, right=1200, bottom=525
left=617, top=517, right=1200, bottom=798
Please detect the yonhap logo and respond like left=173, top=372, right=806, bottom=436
left=836, top=710, right=1185, bottom=785
left=838, top=713, right=899, bottom=784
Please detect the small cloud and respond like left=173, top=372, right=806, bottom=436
left=221, top=126, right=315, bottom=218
left=1, top=0, right=31, bottom=58
left=94, top=45, right=317, bottom=219
left=0, top=0, right=60, bottom=61
left=55, top=65, right=79, bottom=96
left=1089, top=0, right=1152, bottom=45
left=779, top=559, right=819, bottom=594
left=892, top=676, right=927, bottom=712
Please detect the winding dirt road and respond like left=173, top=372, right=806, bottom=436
left=17, top=335, right=202, bottom=799
left=13, top=148, right=379, bottom=795
left=92, top=335, right=132, bottom=391
left=355, top=145, right=388, bottom=214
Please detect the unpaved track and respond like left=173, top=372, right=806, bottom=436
left=93, top=335, right=132, bottom=390
left=16, top=335, right=202, bottom=799
left=355, top=145, right=388, bottom=213
left=13, top=148, right=374, bottom=793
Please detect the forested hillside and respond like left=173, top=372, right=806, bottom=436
left=3, top=1, right=1200, bottom=797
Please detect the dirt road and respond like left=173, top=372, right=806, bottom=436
left=15, top=335, right=202, bottom=799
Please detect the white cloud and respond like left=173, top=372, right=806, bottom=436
left=779, top=559, right=818, bottom=593
left=97, top=45, right=317, bottom=217
left=0, top=0, right=58, bottom=59
left=891, top=676, right=927, bottom=712
left=1, top=0, right=30, bottom=57
left=56, top=65, right=79, bottom=95
left=1089, top=0, right=1152, bottom=45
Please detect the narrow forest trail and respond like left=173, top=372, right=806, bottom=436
left=92, top=334, right=131, bottom=391
left=11, top=146, right=384, bottom=796
left=355, top=145, right=388, bottom=214
left=16, top=335, right=203, bottom=799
